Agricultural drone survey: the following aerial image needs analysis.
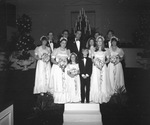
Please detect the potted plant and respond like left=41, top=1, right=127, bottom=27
left=16, top=50, right=34, bottom=71
left=27, top=92, right=63, bottom=125
left=109, top=86, right=128, bottom=108
left=101, top=86, right=128, bottom=125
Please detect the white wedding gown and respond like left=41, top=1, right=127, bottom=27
left=108, top=47, right=126, bottom=94
left=49, top=47, right=70, bottom=104
left=90, top=50, right=112, bottom=103
left=33, top=46, right=51, bottom=94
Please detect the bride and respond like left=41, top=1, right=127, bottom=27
left=48, top=37, right=70, bottom=104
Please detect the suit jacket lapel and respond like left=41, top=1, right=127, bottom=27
left=73, top=41, right=79, bottom=53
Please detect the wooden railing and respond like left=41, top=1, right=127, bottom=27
left=0, top=104, right=14, bottom=125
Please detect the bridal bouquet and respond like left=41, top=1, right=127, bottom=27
left=41, top=53, right=50, bottom=63
left=69, top=68, right=78, bottom=76
left=94, top=58, right=104, bottom=70
left=58, top=58, right=68, bottom=72
left=110, top=55, right=120, bottom=65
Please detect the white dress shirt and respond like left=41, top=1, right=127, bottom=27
left=108, top=40, right=111, bottom=48
left=83, top=57, right=86, bottom=66
left=48, top=40, right=53, bottom=51
left=75, top=39, right=80, bottom=51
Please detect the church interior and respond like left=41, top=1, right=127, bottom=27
left=0, top=0, right=150, bottom=125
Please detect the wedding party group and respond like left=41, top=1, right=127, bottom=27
left=33, top=29, right=126, bottom=104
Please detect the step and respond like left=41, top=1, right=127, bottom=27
left=65, top=103, right=100, bottom=111
left=63, top=103, right=102, bottom=125
left=63, top=121, right=102, bottom=125
left=64, top=110, right=101, bottom=122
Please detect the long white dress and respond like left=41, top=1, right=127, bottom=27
left=108, top=47, right=126, bottom=94
left=66, top=63, right=81, bottom=102
left=90, top=50, right=112, bottom=103
left=33, top=46, right=51, bottom=94
left=49, top=47, right=70, bottom=103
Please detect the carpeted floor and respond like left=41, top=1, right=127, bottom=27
left=1, top=68, right=150, bottom=125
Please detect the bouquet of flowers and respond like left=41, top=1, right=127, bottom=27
left=58, top=58, right=68, bottom=72
left=110, top=55, right=120, bottom=65
left=69, top=68, right=78, bottom=76
left=41, top=53, right=50, bottom=63
left=94, top=58, right=104, bottom=70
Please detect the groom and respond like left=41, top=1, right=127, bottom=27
left=79, top=48, right=93, bottom=103
left=69, top=30, right=83, bottom=59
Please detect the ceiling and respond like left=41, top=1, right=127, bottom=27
left=6, top=0, right=150, bottom=8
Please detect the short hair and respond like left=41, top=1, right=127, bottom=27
left=111, top=37, right=119, bottom=46
left=94, top=31, right=100, bottom=35
left=107, top=30, right=114, bottom=35
left=47, top=32, right=53, bottom=36
left=62, top=29, right=69, bottom=34
left=75, top=29, right=82, bottom=33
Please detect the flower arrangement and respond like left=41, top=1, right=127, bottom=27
left=16, top=50, right=34, bottom=71
left=110, top=55, right=120, bottom=65
left=69, top=68, right=79, bottom=76
left=28, top=92, right=64, bottom=125
left=41, top=53, right=50, bottom=63
left=109, top=86, right=127, bottom=108
left=58, top=58, right=68, bottom=72
left=17, top=50, right=31, bottom=60
left=94, top=58, right=104, bottom=70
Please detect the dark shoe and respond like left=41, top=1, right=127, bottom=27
left=81, top=101, right=84, bottom=103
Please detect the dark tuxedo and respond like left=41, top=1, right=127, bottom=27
left=47, top=39, right=58, bottom=50
left=104, top=39, right=108, bottom=48
left=69, top=38, right=84, bottom=59
left=79, top=57, right=93, bottom=103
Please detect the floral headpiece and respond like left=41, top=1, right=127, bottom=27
left=96, top=35, right=105, bottom=41
left=70, top=52, right=77, bottom=57
left=40, top=35, right=47, bottom=41
left=60, top=37, right=68, bottom=42
left=111, top=36, right=119, bottom=41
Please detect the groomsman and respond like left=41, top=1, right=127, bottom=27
left=79, top=48, right=93, bottom=103
left=104, top=30, right=114, bottom=48
left=61, top=29, right=70, bottom=49
left=69, top=30, right=83, bottom=59
left=47, top=32, right=58, bottom=51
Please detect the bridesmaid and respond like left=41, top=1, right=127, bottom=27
left=33, top=36, right=51, bottom=95
left=108, top=36, right=126, bottom=94
left=86, top=37, right=96, bottom=58
left=66, top=53, right=81, bottom=102
left=48, top=37, right=70, bottom=104
left=90, top=35, right=112, bottom=103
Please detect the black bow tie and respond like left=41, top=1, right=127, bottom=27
left=83, top=57, right=87, bottom=59
left=75, top=39, right=80, bottom=41
left=49, top=40, right=53, bottom=43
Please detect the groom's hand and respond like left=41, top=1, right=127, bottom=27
left=82, top=74, right=87, bottom=79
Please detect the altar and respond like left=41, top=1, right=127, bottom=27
left=63, top=103, right=102, bottom=125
